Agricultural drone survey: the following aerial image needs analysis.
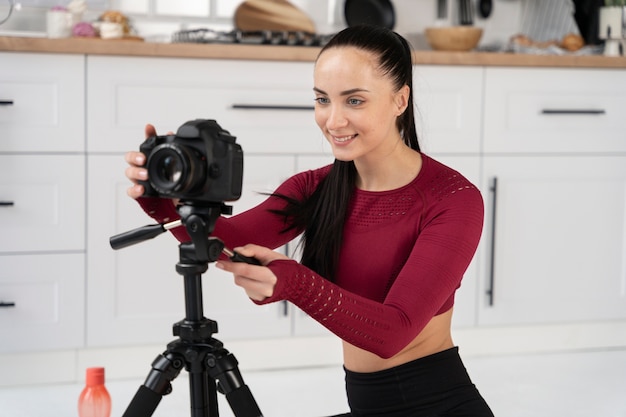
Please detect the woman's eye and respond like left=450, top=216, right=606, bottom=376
left=348, top=98, right=363, bottom=105
left=315, top=97, right=329, bottom=105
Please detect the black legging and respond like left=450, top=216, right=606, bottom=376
left=328, top=347, right=494, bottom=417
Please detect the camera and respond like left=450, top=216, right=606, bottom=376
left=139, top=119, right=243, bottom=203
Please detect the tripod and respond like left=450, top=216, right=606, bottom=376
left=110, top=203, right=263, bottom=417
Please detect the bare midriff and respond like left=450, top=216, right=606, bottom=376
left=342, top=308, right=454, bottom=373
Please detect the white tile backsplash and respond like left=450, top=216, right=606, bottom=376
left=155, top=0, right=210, bottom=17
left=115, top=0, right=149, bottom=14
left=215, top=0, right=242, bottom=19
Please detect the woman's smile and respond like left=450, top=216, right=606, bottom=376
left=332, top=133, right=358, bottom=143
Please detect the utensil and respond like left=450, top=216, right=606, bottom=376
left=458, top=0, right=474, bottom=25
left=478, top=0, right=493, bottom=18
left=437, top=0, right=447, bottom=20
left=344, top=0, right=395, bottom=29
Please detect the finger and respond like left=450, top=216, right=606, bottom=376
left=233, top=275, right=275, bottom=300
left=217, top=261, right=277, bottom=286
left=234, top=244, right=288, bottom=265
left=145, top=124, right=157, bottom=138
left=125, top=165, right=148, bottom=182
left=127, top=183, right=144, bottom=199
left=125, top=151, right=146, bottom=167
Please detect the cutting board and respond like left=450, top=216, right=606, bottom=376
left=234, top=0, right=316, bottom=33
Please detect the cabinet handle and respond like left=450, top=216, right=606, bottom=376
left=0, top=301, right=16, bottom=307
left=280, top=242, right=291, bottom=317
left=231, top=104, right=314, bottom=111
left=0, top=201, right=15, bottom=206
left=0, top=100, right=15, bottom=106
left=541, top=109, right=606, bottom=115
left=486, top=177, right=498, bottom=307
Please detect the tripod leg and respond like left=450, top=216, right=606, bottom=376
left=207, top=352, right=263, bottom=417
left=122, top=352, right=184, bottom=417
left=188, top=370, right=218, bottom=417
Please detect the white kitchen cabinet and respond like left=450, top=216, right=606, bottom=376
left=413, top=65, right=483, bottom=154
left=86, top=56, right=325, bottom=155
left=483, top=67, right=626, bottom=154
left=479, top=156, right=626, bottom=325
left=0, top=155, right=85, bottom=253
left=478, top=67, right=626, bottom=326
left=0, top=54, right=86, bottom=355
left=0, top=53, right=85, bottom=153
left=0, top=253, right=85, bottom=353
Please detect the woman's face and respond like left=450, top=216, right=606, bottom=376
left=313, top=46, right=409, bottom=164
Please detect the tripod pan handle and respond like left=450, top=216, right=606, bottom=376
left=110, top=223, right=166, bottom=250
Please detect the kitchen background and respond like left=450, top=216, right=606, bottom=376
left=1, top=1, right=626, bottom=416
left=1, top=0, right=580, bottom=47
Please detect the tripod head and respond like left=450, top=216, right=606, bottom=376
left=110, top=201, right=259, bottom=265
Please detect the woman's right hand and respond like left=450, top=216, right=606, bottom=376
left=124, top=124, right=156, bottom=199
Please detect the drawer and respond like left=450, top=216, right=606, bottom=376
left=0, top=253, right=85, bottom=353
left=0, top=52, right=85, bottom=152
left=413, top=66, right=483, bottom=154
left=87, top=56, right=323, bottom=154
left=0, top=155, right=85, bottom=253
left=484, top=67, right=626, bottom=153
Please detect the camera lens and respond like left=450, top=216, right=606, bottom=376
left=158, top=155, right=182, bottom=183
left=147, top=143, right=206, bottom=196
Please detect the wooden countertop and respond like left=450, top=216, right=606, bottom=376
left=2, top=36, right=626, bottom=68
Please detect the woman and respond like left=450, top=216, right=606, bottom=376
left=125, top=25, right=493, bottom=417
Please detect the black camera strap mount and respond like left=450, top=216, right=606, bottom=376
left=111, top=202, right=263, bottom=417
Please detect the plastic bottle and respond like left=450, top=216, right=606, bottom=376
left=78, top=367, right=111, bottom=417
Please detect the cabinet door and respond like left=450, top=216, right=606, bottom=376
left=86, top=154, right=295, bottom=347
left=413, top=66, right=483, bottom=154
left=479, top=156, right=626, bottom=325
left=0, top=253, right=85, bottom=353
left=484, top=68, right=626, bottom=153
left=87, top=56, right=321, bottom=155
left=0, top=155, right=85, bottom=253
left=0, top=52, right=85, bottom=152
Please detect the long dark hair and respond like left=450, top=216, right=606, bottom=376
left=274, top=25, right=420, bottom=281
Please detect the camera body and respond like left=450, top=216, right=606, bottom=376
left=139, top=119, right=243, bottom=203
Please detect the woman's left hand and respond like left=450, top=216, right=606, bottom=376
left=216, top=244, right=289, bottom=301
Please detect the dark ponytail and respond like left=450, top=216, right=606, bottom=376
left=274, top=25, right=419, bottom=281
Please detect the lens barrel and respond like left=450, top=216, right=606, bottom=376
left=147, top=143, right=206, bottom=195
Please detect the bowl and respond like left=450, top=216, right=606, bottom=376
left=424, top=26, right=483, bottom=51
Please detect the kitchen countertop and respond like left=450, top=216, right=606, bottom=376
left=2, top=35, right=626, bottom=68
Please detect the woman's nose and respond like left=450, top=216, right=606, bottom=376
left=326, top=105, right=348, bottom=129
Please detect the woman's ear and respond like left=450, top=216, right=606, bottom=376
left=394, top=84, right=410, bottom=116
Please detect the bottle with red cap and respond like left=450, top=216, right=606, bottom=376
left=78, top=367, right=111, bottom=417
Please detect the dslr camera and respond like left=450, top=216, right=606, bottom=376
left=139, top=119, right=243, bottom=203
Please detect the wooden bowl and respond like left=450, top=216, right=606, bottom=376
left=425, top=26, right=483, bottom=51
